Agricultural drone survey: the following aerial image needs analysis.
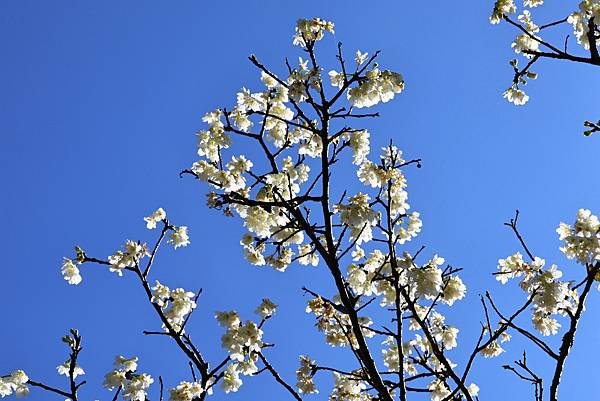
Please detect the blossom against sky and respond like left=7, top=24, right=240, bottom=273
left=1, top=1, right=599, bottom=400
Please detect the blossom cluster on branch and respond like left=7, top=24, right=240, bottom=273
left=490, top=0, right=600, bottom=126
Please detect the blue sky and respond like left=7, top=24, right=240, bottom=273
left=1, top=1, right=599, bottom=400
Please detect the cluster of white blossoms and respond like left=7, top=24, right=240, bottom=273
left=381, top=337, right=407, bottom=374
left=254, top=298, right=277, bottom=319
left=347, top=249, right=465, bottom=312
left=61, top=258, right=82, bottom=285
left=397, top=310, right=462, bottom=367
left=334, top=193, right=380, bottom=245
left=406, top=255, right=445, bottom=300
left=493, top=209, right=600, bottom=338
left=187, top=17, right=411, bottom=281
left=346, top=130, right=370, bottom=165
left=151, top=281, right=197, bottom=332
left=191, top=155, right=253, bottom=194
left=168, top=226, right=190, bottom=249
left=216, top=310, right=263, bottom=361
left=480, top=339, right=507, bottom=358
left=296, top=356, right=318, bottom=394
left=108, top=240, right=149, bottom=276
left=428, top=379, right=450, bottom=401
left=214, top=305, right=271, bottom=393
left=216, top=159, right=311, bottom=272
left=61, top=208, right=191, bottom=285
left=103, top=356, right=153, bottom=401
left=512, top=11, right=541, bottom=56
left=345, top=66, right=404, bottom=108
left=348, top=250, right=399, bottom=302
left=329, top=372, right=370, bottom=401
left=297, top=243, right=319, bottom=266
left=490, top=0, right=541, bottom=105
left=381, top=333, right=458, bottom=379
left=497, top=252, right=578, bottom=335
left=524, top=0, right=544, bottom=6
left=557, top=208, right=600, bottom=264
left=144, top=207, right=166, bottom=229
left=357, top=146, right=420, bottom=242
left=305, top=296, right=374, bottom=347
left=196, top=110, right=231, bottom=163
left=428, top=312, right=460, bottom=350
left=146, top=208, right=190, bottom=249
left=168, top=380, right=214, bottom=401
left=328, top=50, right=370, bottom=89
left=56, top=360, right=85, bottom=378
left=492, top=0, right=600, bottom=107
left=502, top=86, right=529, bottom=106
left=490, top=0, right=516, bottom=24
left=429, top=380, right=479, bottom=401
left=266, top=157, right=311, bottom=201
left=0, top=371, right=29, bottom=398
left=567, top=0, right=600, bottom=50
left=292, top=18, right=334, bottom=47
left=411, top=308, right=462, bottom=352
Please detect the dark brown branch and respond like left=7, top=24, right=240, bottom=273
left=504, top=210, right=536, bottom=261
left=257, top=352, right=303, bottom=401
left=486, top=293, right=558, bottom=359
left=27, top=380, right=72, bottom=399
left=143, top=220, right=171, bottom=278
left=549, top=263, right=600, bottom=401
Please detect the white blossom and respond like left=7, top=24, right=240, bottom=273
left=557, top=208, right=600, bottom=264
left=467, top=383, right=480, bottom=397
left=490, top=0, right=516, bottom=24
left=429, top=379, right=451, bottom=401
left=216, top=311, right=241, bottom=329
left=532, top=310, right=561, bottom=336
left=61, top=258, right=82, bottom=285
left=347, top=67, right=404, bottom=108
left=115, top=356, right=138, bottom=373
left=103, top=370, right=127, bottom=390
left=197, top=110, right=230, bottom=163
left=168, top=381, right=205, bottom=401
left=56, top=360, right=85, bottom=378
left=255, top=298, right=277, bottom=319
left=329, top=372, right=370, bottom=401
left=512, top=33, right=540, bottom=56
left=442, top=275, right=466, bottom=305
left=334, top=193, right=379, bottom=244
left=567, top=1, right=600, bottom=50
left=296, top=356, right=318, bottom=394
left=503, top=87, right=529, bottom=105
left=122, top=374, right=153, bottom=401
left=297, top=244, right=319, bottom=266
left=169, top=226, right=190, bottom=249
left=217, top=311, right=263, bottom=363
left=104, top=356, right=152, bottom=401
left=480, top=341, right=505, bottom=358
left=144, top=208, right=166, bottom=230
left=293, top=18, right=334, bottom=47
left=108, top=241, right=148, bottom=276
left=355, top=50, right=368, bottom=65
left=328, top=70, right=344, bottom=88
left=407, top=256, right=444, bottom=300
left=347, top=130, right=370, bottom=165
left=524, top=0, right=543, bottom=6
left=221, top=364, right=243, bottom=393
left=0, top=371, right=29, bottom=398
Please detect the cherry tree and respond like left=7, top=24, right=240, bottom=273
left=2, top=15, right=599, bottom=401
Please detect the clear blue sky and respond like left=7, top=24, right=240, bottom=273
left=1, top=1, right=599, bottom=400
